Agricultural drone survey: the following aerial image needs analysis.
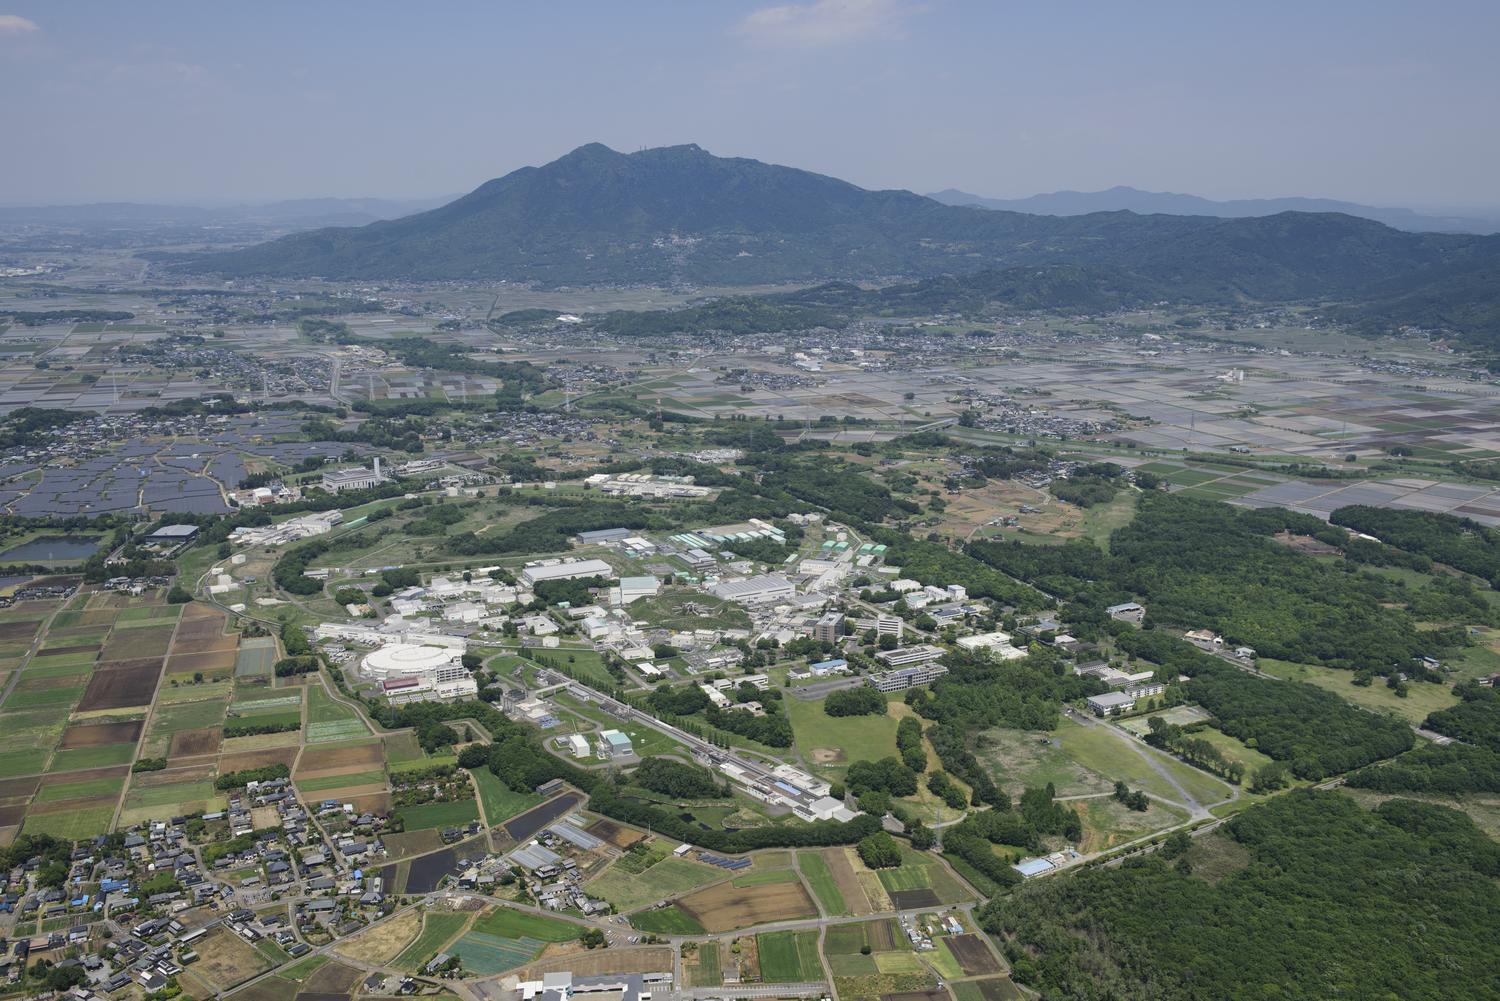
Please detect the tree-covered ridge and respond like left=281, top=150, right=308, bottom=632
left=981, top=790, right=1500, bottom=1001
left=1330, top=504, right=1500, bottom=586
left=1424, top=682, right=1500, bottom=752
left=973, top=493, right=1449, bottom=673
left=1346, top=742, right=1500, bottom=795
left=1110, top=628, right=1414, bottom=779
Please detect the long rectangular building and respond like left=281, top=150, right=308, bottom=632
left=520, top=559, right=615, bottom=585
left=867, top=662, right=949, bottom=692
left=709, top=574, right=796, bottom=605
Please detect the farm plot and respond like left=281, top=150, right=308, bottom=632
left=799, top=849, right=854, bottom=916
left=98, top=625, right=174, bottom=661
left=472, top=766, right=541, bottom=825
left=169, top=727, right=222, bottom=759
left=217, top=746, right=299, bottom=773
left=392, top=910, right=470, bottom=972
left=59, top=719, right=141, bottom=747
left=826, top=919, right=900, bottom=956
left=395, top=799, right=479, bottom=832
left=235, top=637, right=276, bottom=679
left=298, top=741, right=383, bottom=775
left=22, top=803, right=115, bottom=839
left=191, top=927, right=273, bottom=992
left=587, top=855, right=723, bottom=912
left=584, top=817, right=648, bottom=850
left=47, top=743, right=136, bottom=771
left=120, top=778, right=224, bottom=825
left=945, top=934, right=1001, bottom=976
left=334, top=908, right=421, bottom=965
left=305, top=688, right=370, bottom=742
left=672, top=875, right=817, bottom=933
left=77, top=659, right=163, bottom=711
left=756, top=930, right=822, bottom=982
left=952, top=979, right=1025, bottom=1001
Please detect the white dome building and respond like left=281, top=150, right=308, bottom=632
left=361, top=643, right=466, bottom=684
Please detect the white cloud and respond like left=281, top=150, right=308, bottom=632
left=738, top=0, right=912, bottom=48
left=0, top=14, right=39, bottom=37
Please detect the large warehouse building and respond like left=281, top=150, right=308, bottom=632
left=520, top=559, right=615, bottom=586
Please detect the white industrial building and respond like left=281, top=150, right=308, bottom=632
left=229, top=509, right=343, bottom=548
left=520, top=559, right=615, bottom=586
left=709, top=574, right=796, bottom=605
left=956, top=631, right=1026, bottom=660
left=358, top=639, right=476, bottom=705
left=322, top=457, right=386, bottom=493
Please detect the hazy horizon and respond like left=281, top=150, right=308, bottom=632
left=3, top=1, right=1499, bottom=209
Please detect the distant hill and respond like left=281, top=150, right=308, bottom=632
left=183, top=143, right=1500, bottom=345
left=927, top=186, right=1500, bottom=236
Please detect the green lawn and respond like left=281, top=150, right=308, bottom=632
left=797, top=851, right=849, bottom=916
left=395, top=798, right=479, bottom=831
left=784, top=696, right=898, bottom=774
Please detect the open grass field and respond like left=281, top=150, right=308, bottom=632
left=1073, top=795, right=1193, bottom=854
left=1053, top=719, right=1231, bottom=808
left=974, top=727, right=1118, bottom=799
left=673, top=875, right=817, bottom=933
left=1259, top=657, right=1457, bottom=724
left=395, top=798, right=479, bottom=831
left=785, top=695, right=898, bottom=771
left=392, top=910, right=471, bottom=972
left=757, top=930, right=822, bottom=982
left=731, top=867, right=800, bottom=888
left=587, top=856, right=723, bottom=912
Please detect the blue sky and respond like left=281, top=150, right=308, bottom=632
left=2, top=1, right=1497, bottom=207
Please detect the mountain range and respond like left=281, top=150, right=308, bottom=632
left=181, top=143, right=1500, bottom=345
left=927, top=186, right=1500, bottom=236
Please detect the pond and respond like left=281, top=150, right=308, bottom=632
left=0, top=535, right=103, bottom=562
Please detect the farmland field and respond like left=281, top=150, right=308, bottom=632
left=799, top=851, right=848, bottom=915
left=672, top=874, right=817, bottom=932
left=393, top=910, right=470, bottom=972
left=757, top=930, right=822, bottom=982
left=587, top=855, right=723, bottom=911
left=395, top=798, right=479, bottom=831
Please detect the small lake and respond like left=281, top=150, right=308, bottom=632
left=0, top=536, right=102, bottom=562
